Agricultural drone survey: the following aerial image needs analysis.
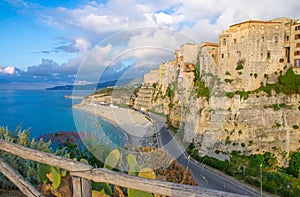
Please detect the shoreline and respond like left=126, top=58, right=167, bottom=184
left=63, top=95, right=84, bottom=99
left=72, top=103, right=156, bottom=146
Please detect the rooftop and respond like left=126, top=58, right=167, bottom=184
left=201, top=42, right=219, bottom=48
left=230, top=19, right=281, bottom=27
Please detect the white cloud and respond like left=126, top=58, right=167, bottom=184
left=41, top=0, right=300, bottom=48
left=0, top=66, right=15, bottom=75
left=75, top=44, right=113, bottom=83
left=74, top=38, right=91, bottom=54
left=6, top=0, right=300, bottom=86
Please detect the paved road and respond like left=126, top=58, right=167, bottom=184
left=149, top=113, right=262, bottom=197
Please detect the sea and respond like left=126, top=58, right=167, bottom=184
left=0, top=89, right=126, bottom=147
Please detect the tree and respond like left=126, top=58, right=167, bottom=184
left=287, top=152, right=300, bottom=178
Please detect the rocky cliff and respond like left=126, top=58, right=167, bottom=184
left=139, top=52, right=300, bottom=166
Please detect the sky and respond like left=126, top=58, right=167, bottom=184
left=0, top=0, right=300, bottom=89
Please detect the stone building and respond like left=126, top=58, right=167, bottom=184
left=133, top=86, right=156, bottom=111
left=160, top=61, right=177, bottom=94
left=143, top=69, right=159, bottom=85
left=177, top=43, right=199, bottom=79
left=290, top=22, right=300, bottom=67
left=199, top=42, right=219, bottom=75
left=216, top=17, right=300, bottom=91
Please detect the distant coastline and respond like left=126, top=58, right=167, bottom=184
left=46, top=79, right=134, bottom=90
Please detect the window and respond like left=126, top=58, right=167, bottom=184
left=294, top=51, right=300, bottom=56
left=261, top=36, right=265, bottom=42
left=267, top=51, right=271, bottom=59
left=221, top=54, right=224, bottom=58
left=228, top=53, right=230, bottom=58
left=274, top=37, right=278, bottom=43
left=295, top=59, right=300, bottom=67
left=295, top=34, right=300, bottom=40
left=285, top=36, right=290, bottom=41
left=212, top=54, right=215, bottom=58
left=223, top=38, right=227, bottom=46
left=234, top=39, right=237, bottom=44
left=295, top=26, right=300, bottom=31
left=296, top=43, right=300, bottom=48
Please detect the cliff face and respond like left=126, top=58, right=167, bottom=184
left=136, top=41, right=300, bottom=165
left=148, top=68, right=300, bottom=165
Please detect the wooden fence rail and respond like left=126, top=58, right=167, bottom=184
left=0, top=139, right=246, bottom=197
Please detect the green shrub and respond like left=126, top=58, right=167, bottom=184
left=225, top=71, right=231, bottom=76
left=168, top=103, right=175, bottom=109
left=272, top=104, right=280, bottom=110
left=225, top=78, right=234, bottom=83
left=236, top=64, right=244, bottom=70
left=166, top=86, right=174, bottom=99
left=293, top=125, right=299, bottom=129
left=248, top=140, right=254, bottom=146
left=264, top=74, right=269, bottom=79
left=193, top=70, right=210, bottom=100
left=225, top=136, right=231, bottom=144
left=226, top=90, right=250, bottom=100
left=278, top=103, right=286, bottom=108
left=287, top=152, right=300, bottom=177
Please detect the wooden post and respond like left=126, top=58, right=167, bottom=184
left=0, top=158, right=44, bottom=197
left=72, top=176, right=92, bottom=197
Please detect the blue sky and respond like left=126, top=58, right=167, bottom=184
left=0, top=0, right=300, bottom=89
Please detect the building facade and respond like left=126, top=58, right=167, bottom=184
left=216, top=17, right=300, bottom=91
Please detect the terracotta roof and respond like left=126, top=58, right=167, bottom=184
left=201, top=42, right=219, bottom=48
left=230, top=20, right=281, bottom=27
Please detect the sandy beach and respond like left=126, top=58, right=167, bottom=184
left=72, top=103, right=157, bottom=145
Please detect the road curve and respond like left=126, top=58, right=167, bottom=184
left=149, top=113, right=263, bottom=197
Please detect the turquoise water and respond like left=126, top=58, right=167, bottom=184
left=0, top=89, right=125, bottom=146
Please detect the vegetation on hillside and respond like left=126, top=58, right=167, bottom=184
left=226, top=68, right=300, bottom=99
left=93, top=87, right=114, bottom=96
left=193, top=69, right=210, bottom=100
left=187, top=144, right=300, bottom=196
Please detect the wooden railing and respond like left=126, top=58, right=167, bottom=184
left=0, top=139, right=245, bottom=197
